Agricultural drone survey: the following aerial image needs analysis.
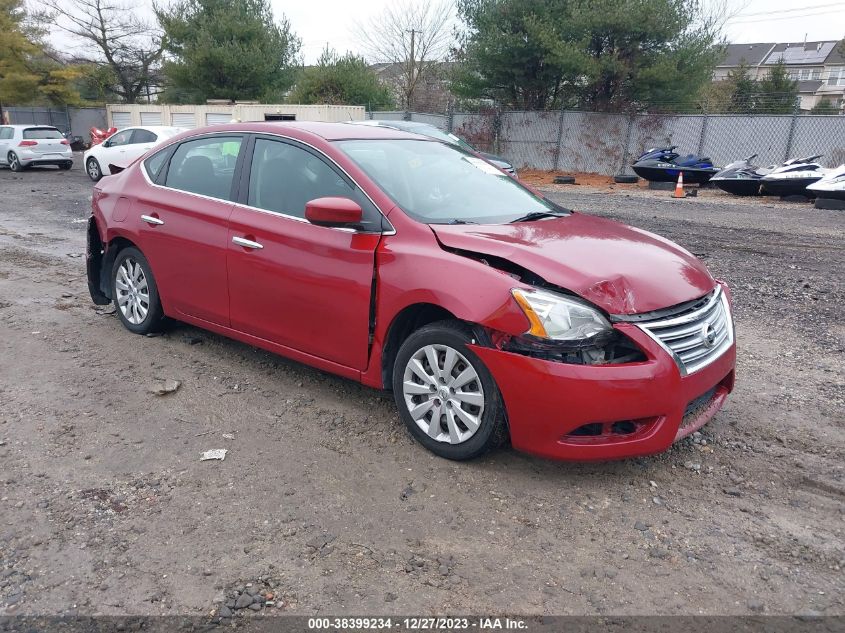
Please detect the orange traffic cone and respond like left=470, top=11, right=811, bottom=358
left=673, top=172, right=685, bottom=198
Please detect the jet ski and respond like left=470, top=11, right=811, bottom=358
left=760, top=155, right=828, bottom=197
left=631, top=146, right=720, bottom=184
left=806, top=164, right=845, bottom=201
left=710, top=154, right=773, bottom=196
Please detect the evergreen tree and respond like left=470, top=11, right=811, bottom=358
left=289, top=48, right=393, bottom=109
left=157, top=0, right=301, bottom=103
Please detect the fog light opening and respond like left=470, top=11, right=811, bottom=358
left=611, top=421, right=637, bottom=435
left=563, top=417, right=658, bottom=443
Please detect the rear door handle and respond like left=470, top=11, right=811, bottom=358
left=232, top=236, right=263, bottom=250
left=141, top=215, right=164, bottom=226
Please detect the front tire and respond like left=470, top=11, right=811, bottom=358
left=111, top=247, right=164, bottom=335
left=86, top=157, right=102, bottom=181
left=8, top=152, right=23, bottom=172
left=392, top=321, right=507, bottom=460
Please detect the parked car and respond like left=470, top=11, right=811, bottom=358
left=0, top=124, right=73, bottom=172
left=83, top=126, right=187, bottom=181
left=350, top=119, right=518, bottom=177
left=86, top=122, right=736, bottom=462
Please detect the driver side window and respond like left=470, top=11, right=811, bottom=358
left=247, top=138, right=380, bottom=228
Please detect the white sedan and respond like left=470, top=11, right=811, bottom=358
left=84, top=126, right=186, bottom=181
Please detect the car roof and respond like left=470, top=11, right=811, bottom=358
left=172, top=121, right=433, bottom=142
left=5, top=124, right=61, bottom=130
left=118, top=125, right=185, bottom=133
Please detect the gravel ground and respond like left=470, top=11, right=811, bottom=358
left=0, top=158, right=842, bottom=619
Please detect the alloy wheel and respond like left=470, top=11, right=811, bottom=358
left=115, top=258, right=150, bottom=325
left=8, top=153, right=21, bottom=172
left=402, top=344, right=485, bottom=444
left=87, top=159, right=101, bottom=180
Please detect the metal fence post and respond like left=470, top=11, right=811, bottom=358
left=553, top=107, right=566, bottom=171
left=493, top=110, right=502, bottom=156
left=619, top=113, right=635, bottom=175
left=697, top=110, right=709, bottom=157
left=446, top=102, right=454, bottom=134
left=783, top=97, right=800, bottom=161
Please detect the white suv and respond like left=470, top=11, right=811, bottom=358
left=0, top=125, right=73, bottom=172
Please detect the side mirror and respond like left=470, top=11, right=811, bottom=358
left=305, top=197, right=363, bottom=227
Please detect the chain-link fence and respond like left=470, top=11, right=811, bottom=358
left=371, top=109, right=845, bottom=175
left=7, top=105, right=840, bottom=174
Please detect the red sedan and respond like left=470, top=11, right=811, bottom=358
left=87, top=122, right=736, bottom=461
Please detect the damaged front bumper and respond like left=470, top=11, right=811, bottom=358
left=470, top=323, right=736, bottom=461
left=86, top=217, right=111, bottom=305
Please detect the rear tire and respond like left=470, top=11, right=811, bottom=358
left=86, top=157, right=102, bottom=181
left=392, top=321, right=508, bottom=460
left=60, top=161, right=72, bottom=171
left=111, top=246, right=164, bottom=335
left=8, top=152, right=22, bottom=172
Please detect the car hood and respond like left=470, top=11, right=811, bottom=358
left=430, top=213, right=716, bottom=315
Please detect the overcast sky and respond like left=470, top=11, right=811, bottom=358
left=48, top=0, right=845, bottom=65
left=281, top=0, right=845, bottom=63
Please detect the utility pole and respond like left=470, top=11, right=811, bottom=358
left=405, top=28, right=419, bottom=112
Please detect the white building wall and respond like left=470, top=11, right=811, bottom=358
left=106, top=104, right=366, bottom=128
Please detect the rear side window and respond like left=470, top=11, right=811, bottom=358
left=23, top=127, right=63, bottom=139
left=0, top=128, right=13, bottom=140
left=165, top=136, right=242, bottom=200
left=144, top=149, right=170, bottom=181
left=132, top=129, right=158, bottom=144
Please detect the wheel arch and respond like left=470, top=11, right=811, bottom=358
left=86, top=154, right=103, bottom=178
left=379, top=303, right=494, bottom=390
left=94, top=232, right=142, bottom=301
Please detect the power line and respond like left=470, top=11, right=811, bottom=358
left=728, top=7, right=845, bottom=23
left=732, top=2, right=845, bottom=18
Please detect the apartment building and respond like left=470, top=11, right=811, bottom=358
left=714, top=40, right=844, bottom=111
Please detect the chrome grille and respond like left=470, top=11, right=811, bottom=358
left=637, top=288, right=733, bottom=375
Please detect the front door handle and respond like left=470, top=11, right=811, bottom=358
left=232, top=236, right=263, bottom=250
left=141, top=215, right=164, bottom=226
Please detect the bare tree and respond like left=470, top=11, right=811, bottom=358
left=41, top=0, right=163, bottom=103
left=355, top=0, right=453, bottom=110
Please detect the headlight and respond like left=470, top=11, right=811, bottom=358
left=511, top=288, right=612, bottom=342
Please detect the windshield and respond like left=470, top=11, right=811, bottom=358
left=336, top=139, right=566, bottom=224
left=405, top=124, right=474, bottom=152
left=23, top=127, right=63, bottom=139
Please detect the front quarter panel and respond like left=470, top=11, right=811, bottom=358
left=361, top=221, right=531, bottom=387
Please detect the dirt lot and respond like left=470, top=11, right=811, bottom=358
left=0, top=158, right=843, bottom=619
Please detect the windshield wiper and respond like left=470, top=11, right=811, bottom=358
left=510, top=211, right=566, bottom=223
left=445, top=219, right=478, bottom=225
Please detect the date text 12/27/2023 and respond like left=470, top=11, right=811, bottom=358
left=307, top=617, right=528, bottom=630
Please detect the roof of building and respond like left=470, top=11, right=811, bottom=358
left=718, top=43, right=776, bottom=67
left=764, top=41, right=838, bottom=65
left=719, top=40, right=844, bottom=68
left=824, top=43, right=845, bottom=65
left=797, top=80, right=824, bottom=93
